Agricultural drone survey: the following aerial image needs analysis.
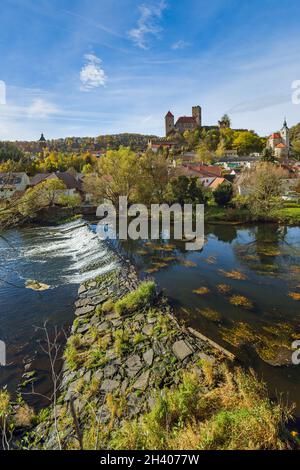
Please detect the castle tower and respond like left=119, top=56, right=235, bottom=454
left=38, top=133, right=47, bottom=149
left=192, top=106, right=202, bottom=127
left=165, top=111, right=175, bottom=136
left=280, top=118, right=289, bottom=153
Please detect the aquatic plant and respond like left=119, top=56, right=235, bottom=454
left=197, top=308, right=222, bottom=322
left=180, top=260, right=197, bottom=268
left=288, top=292, right=300, bottom=301
left=193, top=287, right=210, bottom=295
left=217, top=284, right=232, bottom=295
left=229, top=295, right=254, bottom=310
left=218, top=269, right=248, bottom=280
left=221, top=323, right=254, bottom=347
left=204, top=256, right=217, bottom=265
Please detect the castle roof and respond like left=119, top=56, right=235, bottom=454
left=166, top=111, right=174, bottom=118
left=176, top=116, right=196, bottom=124
left=39, top=133, right=46, bottom=142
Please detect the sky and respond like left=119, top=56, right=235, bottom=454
left=1, top=0, right=300, bottom=140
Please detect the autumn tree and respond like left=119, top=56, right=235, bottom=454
left=236, top=163, right=287, bottom=216
left=18, top=179, right=67, bottom=217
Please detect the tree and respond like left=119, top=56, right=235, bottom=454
left=236, top=163, right=288, bottom=216
left=196, top=142, right=214, bottom=164
left=84, top=147, right=140, bottom=206
left=215, top=140, right=227, bottom=159
left=233, top=131, right=265, bottom=156
left=166, top=176, right=208, bottom=206
left=261, top=147, right=275, bottom=163
left=214, top=182, right=233, bottom=206
left=135, top=151, right=170, bottom=205
left=18, top=178, right=67, bottom=217
left=219, top=114, right=231, bottom=128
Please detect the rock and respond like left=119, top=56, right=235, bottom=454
left=126, top=355, right=143, bottom=378
left=198, top=353, right=215, bottom=364
left=83, top=370, right=92, bottom=383
left=75, top=298, right=93, bottom=308
left=104, top=365, right=116, bottom=378
left=93, top=370, right=103, bottom=382
left=90, top=295, right=109, bottom=306
left=172, top=340, right=194, bottom=361
left=121, top=378, right=129, bottom=394
left=87, top=281, right=97, bottom=289
left=133, top=371, right=150, bottom=391
left=78, top=285, right=87, bottom=295
left=101, top=379, right=120, bottom=393
left=142, top=325, right=153, bottom=336
left=75, top=305, right=95, bottom=317
left=143, top=349, right=154, bottom=366
left=97, top=321, right=110, bottom=333
left=77, top=324, right=90, bottom=335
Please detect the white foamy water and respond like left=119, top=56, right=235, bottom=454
left=20, top=219, right=118, bottom=285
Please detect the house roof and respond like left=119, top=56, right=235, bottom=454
left=30, top=173, right=52, bottom=186
left=208, top=177, right=227, bottom=189
left=57, top=172, right=82, bottom=190
left=270, top=133, right=281, bottom=139
left=190, top=165, right=223, bottom=177
left=176, top=116, right=196, bottom=124
left=276, top=143, right=286, bottom=149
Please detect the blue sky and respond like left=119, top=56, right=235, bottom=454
left=1, top=0, right=300, bottom=140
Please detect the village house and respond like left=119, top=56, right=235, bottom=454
left=30, top=171, right=83, bottom=197
left=0, top=172, right=30, bottom=200
left=177, top=164, right=228, bottom=190
left=148, top=139, right=176, bottom=153
left=215, top=156, right=259, bottom=171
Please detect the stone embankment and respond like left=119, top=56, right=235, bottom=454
left=36, top=259, right=234, bottom=449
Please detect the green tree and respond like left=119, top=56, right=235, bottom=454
left=219, top=114, right=231, bottom=128
left=167, top=176, right=208, bottom=206
left=196, top=142, right=214, bottom=164
left=213, top=182, right=233, bottom=206
left=261, top=147, right=275, bottom=163
left=18, top=178, right=67, bottom=217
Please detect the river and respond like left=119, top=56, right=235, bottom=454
left=1, top=219, right=300, bottom=414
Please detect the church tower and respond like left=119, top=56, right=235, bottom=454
left=192, top=106, right=202, bottom=127
left=280, top=118, right=290, bottom=154
left=165, top=111, right=175, bottom=136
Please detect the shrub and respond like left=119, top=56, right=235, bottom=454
left=114, top=282, right=156, bottom=316
left=214, top=182, right=233, bottom=206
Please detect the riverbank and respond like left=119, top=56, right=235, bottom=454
left=205, top=205, right=300, bottom=225
left=19, top=260, right=297, bottom=450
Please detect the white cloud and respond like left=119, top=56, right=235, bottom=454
left=27, top=99, right=59, bottom=118
left=171, top=40, right=189, bottom=50
left=128, top=1, right=167, bottom=49
left=80, top=53, right=107, bottom=91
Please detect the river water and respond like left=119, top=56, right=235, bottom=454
left=1, top=220, right=300, bottom=414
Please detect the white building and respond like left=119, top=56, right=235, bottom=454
left=0, top=173, right=30, bottom=200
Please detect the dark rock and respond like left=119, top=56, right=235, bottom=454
left=75, top=305, right=95, bottom=317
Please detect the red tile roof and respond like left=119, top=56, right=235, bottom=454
left=176, top=116, right=196, bottom=124
left=276, top=143, right=286, bottom=148
left=270, top=133, right=281, bottom=139
left=166, top=111, right=174, bottom=117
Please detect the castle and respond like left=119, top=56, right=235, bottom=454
left=165, top=106, right=202, bottom=136
left=267, top=119, right=290, bottom=159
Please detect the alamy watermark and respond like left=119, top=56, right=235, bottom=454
left=0, top=80, right=6, bottom=105
left=96, top=197, right=205, bottom=251
left=292, top=340, right=300, bottom=365
left=292, top=80, right=300, bottom=104
left=0, top=340, right=6, bottom=366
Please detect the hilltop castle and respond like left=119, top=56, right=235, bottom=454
left=165, top=106, right=202, bottom=136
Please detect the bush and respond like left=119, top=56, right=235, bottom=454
left=214, top=182, right=233, bottom=206
left=114, top=282, right=156, bottom=316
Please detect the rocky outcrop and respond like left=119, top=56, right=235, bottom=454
left=34, top=260, right=232, bottom=450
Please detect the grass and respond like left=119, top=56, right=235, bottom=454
left=108, top=366, right=294, bottom=450
left=114, top=281, right=156, bottom=316
left=197, top=308, right=222, bottom=322
left=270, top=207, right=300, bottom=225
